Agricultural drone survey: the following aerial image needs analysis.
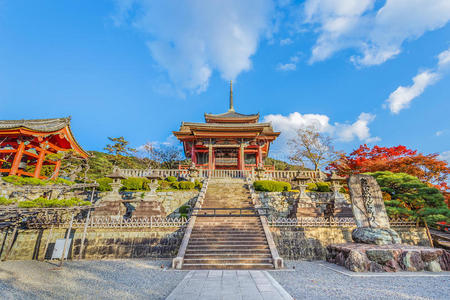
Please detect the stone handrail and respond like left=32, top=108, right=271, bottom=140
left=172, top=178, right=209, bottom=269
left=118, top=168, right=323, bottom=181
left=268, top=217, right=418, bottom=228
left=246, top=178, right=283, bottom=269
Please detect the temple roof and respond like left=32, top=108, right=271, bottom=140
left=0, top=117, right=88, bottom=158
left=0, top=117, right=71, bottom=132
left=204, top=110, right=260, bottom=123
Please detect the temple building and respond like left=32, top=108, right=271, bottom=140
left=0, top=117, right=88, bottom=179
left=173, top=82, right=280, bottom=170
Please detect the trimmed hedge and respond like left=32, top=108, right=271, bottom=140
left=96, top=177, right=113, bottom=192
left=166, top=176, right=177, bottom=182
left=0, top=197, right=16, bottom=206
left=18, top=197, right=91, bottom=208
left=1, top=175, right=75, bottom=186
left=307, top=182, right=331, bottom=192
left=121, top=177, right=151, bottom=191
left=253, top=180, right=291, bottom=192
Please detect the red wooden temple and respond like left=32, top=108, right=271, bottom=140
left=0, top=117, right=88, bottom=179
left=173, top=82, right=280, bottom=170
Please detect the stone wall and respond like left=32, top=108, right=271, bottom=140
left=270, top=226, right=431, bottom=260
left=122, top=190, right=198, bottom=217
left=0, top=181, right=92, bottom=201
left=258, top=192, right=350, bottom=218
left=0, top=227, right=184, bottom=261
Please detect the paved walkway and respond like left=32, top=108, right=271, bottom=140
left=166, top=270, right=293, bottom=300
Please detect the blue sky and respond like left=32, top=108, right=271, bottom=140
left=0, top=0, right=449, bottom=162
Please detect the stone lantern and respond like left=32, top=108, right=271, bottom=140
left=106, top=168, right=126, bottom=194
left=254, top=163, right=266, bottom=181
left=328, top=171, right=352, bottom=217
left=188, top=162, right=200, bottom=182
left=293, top=172, right=311, bottom=202
left=146, top=173, right=161, bottom=195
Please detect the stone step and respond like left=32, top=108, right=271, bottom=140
left=185, top=249, right=271, bottom=254
left=186, top=244, right=269, bottom=250
left=188, top=240, right=268, bottom=246
left=183, top=258, right=273, bottom=264
left=184, top=253, right=271, bottom=258
left=182, top=263, right=274, bottom=270
left=190, top=234, right=266, bottom=239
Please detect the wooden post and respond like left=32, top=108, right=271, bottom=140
left=10, top=142, right=25, bottom=175
left=58, top=212, right=74, bottom=267
left=41, top=224, right=54, bottom=261
left=2, top=225, right=18, bottom=261
left=424, top=219, right=434, bottom=248
left=78, top=209, right=91, bottom=260
left=34, top=150, right=46, bottom=178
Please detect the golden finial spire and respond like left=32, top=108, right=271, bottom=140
left=229, top=80, right=234, bottom=111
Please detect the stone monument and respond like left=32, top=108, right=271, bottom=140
left=348, top=174, right=401, bottom=245
left=326, top=174, right=449, bottom=272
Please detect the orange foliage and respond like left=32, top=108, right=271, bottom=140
left=328, top=144, right=450, bottom=206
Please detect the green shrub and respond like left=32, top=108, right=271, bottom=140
left=253, top=180, right=291, bottom=192
left=179, top=205, right=190, bottom=217
left=17, top=197, right=90, bottom=208
left=50, top=178, right=75, bottom=185
left=179, top=181, right=195, bottom=190
left=316, top=182, right=331, bottom=192
left=0, top=197, right=16, bottom=206
left=307, top=183, right=317, bottom=191
left=170, top=181, right=180, bottom=189
left=194, top=180, right=203, bottom=190
left=306, top=182, right=331, bottom=192
left=96, top=177, right=113, bottom=192
left=2, top=175, right=75, bottom=186
left=158, top=180, right=171, bottom=190
left=121, top=177, right=147, bottom=191
left=166, top=176, right=177, bottom=182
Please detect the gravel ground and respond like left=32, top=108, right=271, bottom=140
left=271, top=261, right=450, bottom=300
left=1, top=260, right=449, bottom=300
left=0, top=259, right=187, bottom=300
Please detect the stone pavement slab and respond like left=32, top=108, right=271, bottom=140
left=166, top=270, right=293, bottom=300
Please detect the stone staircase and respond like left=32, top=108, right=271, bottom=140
left=182, top=178, right=275, bottom=269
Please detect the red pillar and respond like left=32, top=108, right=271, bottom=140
left=191, top=144, right=196, bottom=164
left=258, top=145, right=263, bottom=167
left=208, top=144, right=213, bottom=170
left=34, top=150, right=46, bottom=178
left=51, top=160, right=61, bottom=179
left=10, top=142, right=25, bottom=175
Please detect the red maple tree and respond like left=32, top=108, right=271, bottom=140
left=328, top=144, right=450, bottom=206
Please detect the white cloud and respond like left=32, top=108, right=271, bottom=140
left=277, top=63, right=296, bottom=71
left=276, top=55, right=300, bottom=71
left=114, top=0, right=274, bottom=93
left=263, top=111, right=379, bottom=143
left=438, top=49, right=450, bottom=68
left=334, top=113, right=380, bottom=142
left=385, top=71, right=439, bottom=114
left=303, top=0, right=450, bottom=66
left=384, top=47, right=450, bottom=114
left=436, top=130, right=444, bottom=136
left=438, top=151, right=450, bottom=163
left=280, top=38, right=293, bottom=46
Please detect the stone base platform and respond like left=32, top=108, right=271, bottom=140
left=326, top=243, right=450, bottom=272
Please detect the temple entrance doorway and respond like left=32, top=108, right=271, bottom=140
left=214, top=148, right=238, bottom=169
